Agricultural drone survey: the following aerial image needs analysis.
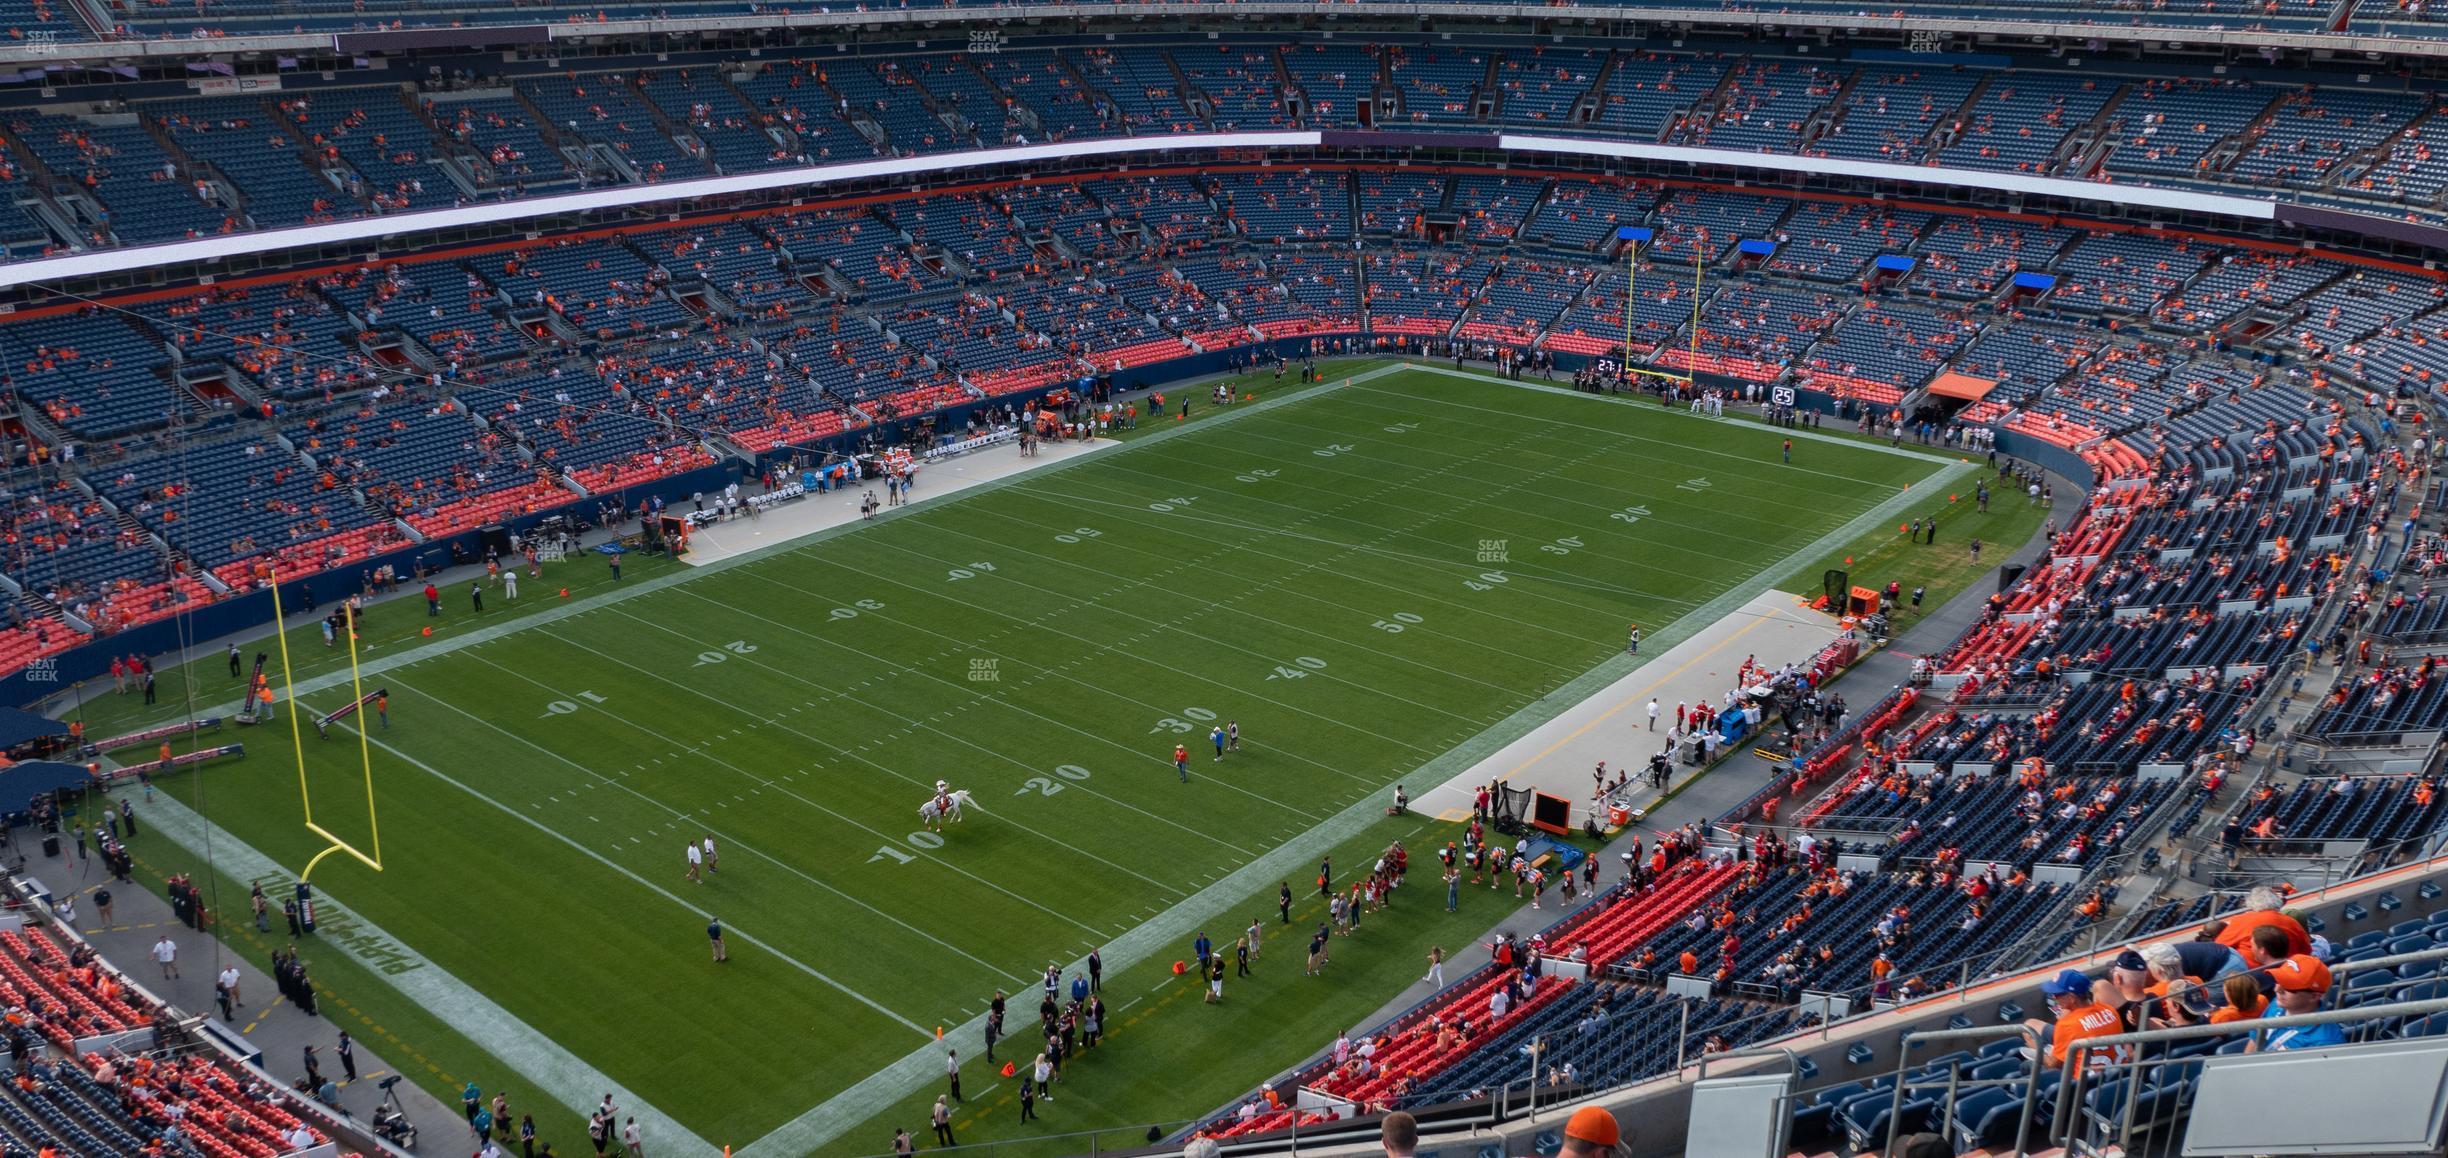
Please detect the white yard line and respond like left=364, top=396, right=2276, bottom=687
left=163, top=365, right=1415, bottom=723
left=137, top=790, right=721, bottom=1154
left=733, top=367, right=1976, bottom=1158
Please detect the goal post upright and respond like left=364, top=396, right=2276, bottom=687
left=267, top=582, right=384, bottom=883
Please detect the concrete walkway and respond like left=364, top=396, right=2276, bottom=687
left=679, top=435, right=1119, bottom=567
left=1297, top=460, right=2090, bottom=1091
left=16, top=810, right=469, bottom=1151
left=1412, top=592, right=1843, bottom=825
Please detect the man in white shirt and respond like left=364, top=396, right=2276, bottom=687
left=286, top=1124, right=315, bottom=1149
left=622, top=1117, right=644, bottom=1157
left=151, top=935, right=178, bottom=980
left=1489, top=986, right=1511, bottom=1018
left=685, top=841, right=703, bottom=882
left=218, top=966, right=242, bottom=1007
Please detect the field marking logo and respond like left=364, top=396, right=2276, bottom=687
left=967, top=657, right=1000, bottom=683
left=1476, top=538, right=1509, bottom=564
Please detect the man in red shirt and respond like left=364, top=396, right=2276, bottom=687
left=422, top=582, right=441, bottom=617
left=1173, top=744, right=1189, bottom=784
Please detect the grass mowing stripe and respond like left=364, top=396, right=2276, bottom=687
left=112, top=364, right=1972, bottom=1151
left=1021, top=467, right=1725, bottom=617
left=1008, top=423, right=1717, bottom=625
left=1350, top=370, right=1959, bottom=472
left=823, top=532, right=1459, bottom=752
left=455, top=643, right=1119, bottom=937
left=870, top=517, right=1523, bottom=732
left=985, top=486, right=1612, bottom=650
left=389, top=675, right=1040, bottom=980
left=336, top=718, right=944, bottom=1038
left=1189, top=400, right=1904, bottom=527
left=646, top=587, right=1259, bottom=854
left=172, top=365, right=1420, bottom=723
left=132, top=789, right=726, bottom=1153
left=590, top=601, right=1218, bottom=886
left=1067, top=398, right=1916, bottom=575
left=675, top=567, right=1383, bottom=798
left=950, top=492, right=1596, bottom=676
left=1088, top=433, right=1848, bottom=571
left=908, top=504, right=1573, bottom=703
left=773, top=401, right=1970, bottom=1156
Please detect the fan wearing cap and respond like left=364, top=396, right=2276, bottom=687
left=2025, top=968, right=2132, bottom=1070
left=2252, top=954, right=2345, bottom=1053
left=1562, top=1106, right=1619, bottom=1157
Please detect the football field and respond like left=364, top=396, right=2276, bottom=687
left=81, top=365, right=1975, bottom=1151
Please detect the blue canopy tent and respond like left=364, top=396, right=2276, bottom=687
left=1737, top=239, right=1777, bottom=257
left=1615, top=226, right=1655, bottom=244
left=0, top=761, right=90, bottom=816
left=2011, top=271, right=2058, bottom=293
left=1874, top=254, right=1917, bottom=273
left=0, top=708, right=68, bottom=752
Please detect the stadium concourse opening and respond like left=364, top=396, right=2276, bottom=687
left=5, top=10, right=2448, bottom=1158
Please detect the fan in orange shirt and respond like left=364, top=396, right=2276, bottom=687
left=2026, top=969, right=2132, bottom=1071
left=2210, top=886, right=2311, bottom=959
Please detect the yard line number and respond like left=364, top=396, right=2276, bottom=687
left=946, top=562, right=998, bottom=581
left=1149, top=707, right=1219, bottom=734
left=1015, top=763, right=1094, bottom=797
left=1053, top=527, right=1103, bottom=544
left=830, top=598, right=888, bottom=620
left=692, top=640, right=759, bottom=666
left=1267, top=656, right=1328, bottom=681
left=537, top=689, right=609, bottom=718
left=1372, top=612, right=1425, bottom=633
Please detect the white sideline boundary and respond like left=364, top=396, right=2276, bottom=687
left=93, top=364, right=1412, bottom=1148
left=137, top=793, right=718, bottom=1154
left=174, top=365, right=1410, bottom=723
left=732, top=369, right=1975, bottom=1157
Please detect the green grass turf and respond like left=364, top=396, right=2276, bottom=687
left=78, top=366, right=1970, bottom=1150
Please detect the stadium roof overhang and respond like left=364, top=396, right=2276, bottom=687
left=0, top=129, right=2295, bottom=293
left=16, top=4, right=2448, bottom=68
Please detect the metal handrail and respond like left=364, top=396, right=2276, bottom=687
left=1886, top=1022, right=2050, bottom=1158
left=2051, top=995, right=2448, bottom=1154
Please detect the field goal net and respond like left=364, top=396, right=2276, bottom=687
left=1491, top=782, right=1538, bottom=833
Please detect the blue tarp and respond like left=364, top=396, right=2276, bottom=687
left=1875, top=254, right=1917, bottom=272
left=1615, top=226, right=1654, bottom=243
left=0, top=709, right=67, bottom=751
left=2012, top=271, right=2058, bottom=291
left=0, top=761, right=88, bottom=814
left=1738, top=239, right=1777, bottom=257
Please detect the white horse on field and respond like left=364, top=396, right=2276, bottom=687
left=919, top=789, right=975, bottom=831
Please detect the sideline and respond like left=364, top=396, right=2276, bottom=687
left=135, top=790, right=719, bottom=1153
left=736, top=367, right=1976, bottom=1157
left=169, top=365, right=1406, bottom=723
